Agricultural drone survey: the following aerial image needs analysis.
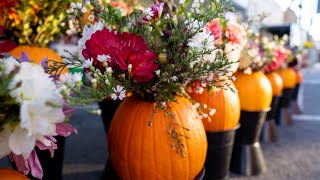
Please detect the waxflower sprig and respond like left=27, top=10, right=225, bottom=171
left=0, top=55, right=77, bottom=179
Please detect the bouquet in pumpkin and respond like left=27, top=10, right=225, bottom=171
left=0, top=55, right=77, bottom=179
left=263, top=35, right=290, bottom=73
left=50, top=0, right=236, bottom=155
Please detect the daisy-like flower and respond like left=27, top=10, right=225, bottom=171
left=209, top=109, right=216, bottom=116
left=155, top=69, right=160, bottom=76
left=97, top=54, right=111, bottom=63
left=81, top=7, right=87, bottom=13
left=171, top=76, right=178, bottom=81
left=59, top=73, right=74, bottom=85
left=88, top=15, right=95, bottom=22
left=106, top=67, right=113, bottom=74
left=83, top=58, right=93, bottom=68
left=161, top=102, right=166, bottom=107
left=144, top=8, right=154, bottom=20
left=70, top=2, right=76, bottom=9
left=72, top=72, right=83, bottom=83
left=76, top=2, right=82, bottom=9
left=230, top=76, right=236, bottom=81
left=111, top=85, right=126, bottom=100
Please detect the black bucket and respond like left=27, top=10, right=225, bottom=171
left=11, top=136, right=65, bottom=180
left=291, top=84, right=300, bottom=100
left=261, top=96, right=281, bottom=143
left=275, top=88, right=294, bottom=127
left=98, top=99, right=122, bottom=179
left=204, top=125, right=239, bottom=180
left=230, top=109, right=269, bottom=176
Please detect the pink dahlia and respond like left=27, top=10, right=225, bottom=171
left=225, top=23, right=246, bottom=46
left=82, top=28, right=158, bottom=82
left=264, top=48, right=286, bottom=72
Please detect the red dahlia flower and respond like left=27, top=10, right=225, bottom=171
left=82, top=28, right=158, bottom=82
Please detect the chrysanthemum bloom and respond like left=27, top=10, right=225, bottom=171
left=82, top=28, right=158, bottom=82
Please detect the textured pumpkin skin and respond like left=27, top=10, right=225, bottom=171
left=294, top=69, right=303, bottom=84
left=9, top=45, right=68, bottom=74
left=266, top=72, right=283, bottom=96
left=234, top=71, right=272, bottom=111
left=189, top=80, right=240, bottom=132
left=108, top=96, right=207, bottom=180
left=0, top=168, right=29, bottom=180
left=276, top=68, right=296, bottom=88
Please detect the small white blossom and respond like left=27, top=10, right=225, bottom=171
left=193, top=103, right=200, bottom=109
left=209, top=109, right=216, bottom=116
left=128, top=64, right=132, bottom=71
left=171, top=76, right=178, bottom=81
left=162, top=102, right=166, bottom=107
left=60, top=73, right=74, bottom=85
left=144, top=8, right=154, bottom=20
left=231, top=76, right=236, bottom=81
left=111, top=85, right=126, bottom=100
left=88, top=15, right=95, bottom=22
left=179, top=0, right=186, bottom=4
left=83, top=58, right=93, bottom=68
left=73, top=72, right=83, bottom=82
left=76, top=2, right=82, bottom=9
left=91, top=78, right=97, bottom=84
left=105, top=78, right=110, bottom=85
left=196, top=86, right=204, bottom=94
left=81, top=7, right=87, bottom=13
left=97, top=54, right=111, bottom=63
left=106, top=67, right=113, bottom=74
left=202, top=113, right=208, bottom=118
left=155, top=69, right=161, bottom=76
left=70, top=2, right=76, bottom=9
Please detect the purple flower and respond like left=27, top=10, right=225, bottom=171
left=142, top=2, right=164, bottom=23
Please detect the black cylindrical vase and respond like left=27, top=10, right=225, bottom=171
left=204, top=125, right=239, bottom=180
left=291, top=84, right=300, bottom=101
left=11, top=136, right=65, bottom=180
left=275, top=88, right=294, bottom=127
left=98, top=99, right=122, bottom=180
left=261, top=96, right=281, bottom=143
left=230, top=109, right=269, bottom=176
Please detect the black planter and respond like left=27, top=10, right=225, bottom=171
left=98, top=99, right=122, bottom=180
left=11, top=136, right=65, bottom=180
left=275, top=88, right=294, bottom=127
left=291, top=83, right=300, bottom=100
left=230, top=109, right=269, bottom=176
left=204, top=125, right=239, bottom=180
left=261, top=96, right=281, bottom=143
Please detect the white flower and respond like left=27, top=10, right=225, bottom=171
left=97, top=54, right=111, bottom=63
left=1, top=57, right=19, bottom=75
left=171, top=76, right=178, bottom=81
left=76, top=2, right=82, bottom=9
left=193, top=103, right=200, bottom=109
left=105, top=78, right=110, bottom=85
left=59, top=73, right=74, bottom=85
left=224, top=43, right=241, bottom=73
left=128, top=64, right=132, bottom=71
left=155, top=70, right=161, bottom=76
left=196, top=86, right=204, bottom=94
left=81, top=7, right=87, bottom=13
left=106, top=67, right=113, bottom=74
left=231, top=76, right=236, bottom=81
left=179, top=0, right=186, bottom=4
left=91, top=78, right=97, bottom=84
left=73, top=72, right=83, bottom=82
left=161, top=102, right=166, bottom=107
left=111, top=85, right=126, bottom=100
left=78, top=21, right=104, bottom=50
left=83, top=58, right=93, bottom=68
left=7, top=62, right=65, bottom=158
left=144, top=8, right=154, bottom=20
left=0, top=125, right=11, bottom=158
left=70, top=2, right=76, bottom=9
left=185, top=19, right=204, bottom=31
left=88, top=14, right=95, bottom=22
left=209, top=109, right=216, bottom=116
left=202, top=113, right=208, bottom=118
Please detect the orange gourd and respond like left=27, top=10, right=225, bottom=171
left=276, top=68, right=296, bottom=88
left=265, top=72, right=283, bottom=96
left=9, top=45, right=68, bottom=74
left=294, top=69, right=303, bottom=84
left=108, top=96, right=207, bottom=180
left=189, top=80, right=240, bottom=132
left=0, top=168, right=29, bottom=180
left=234, top=71, right=272, bottom=111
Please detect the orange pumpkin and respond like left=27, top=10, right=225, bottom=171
left=0, top=168, right=29, bottom=180
left=9, top=45, right=68, bottom=74
left=294, top=69, right=303, bottom=84
left=234, top=71, right=272, bottom=111
left=189, top=80, right=240, bottom=132
left=108, top=96, right=207, bottom=180
left=265, top=72, right=283, bottom=96
left=276, top=68, right=296, bottom=89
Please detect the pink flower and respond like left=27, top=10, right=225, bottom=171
left=142, top=2, right=164, bottom=23
left=206, top=18, right=222, bottom=44
left=225, top=23, right=246, bottom=46
left=264, top=48, right=286, bottom=72
left=82, top=28, right=158, bottom=82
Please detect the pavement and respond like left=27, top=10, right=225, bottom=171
left=1, top=70, right=320, bottom=180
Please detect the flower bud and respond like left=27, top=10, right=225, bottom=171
left=158, top=52, right=167, bottom=64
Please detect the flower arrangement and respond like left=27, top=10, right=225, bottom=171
left=0, top=0, right=72, bottom=46
left=0, top=55, right=77, bottom=179
left=50, top=0, right=236, bottom=155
